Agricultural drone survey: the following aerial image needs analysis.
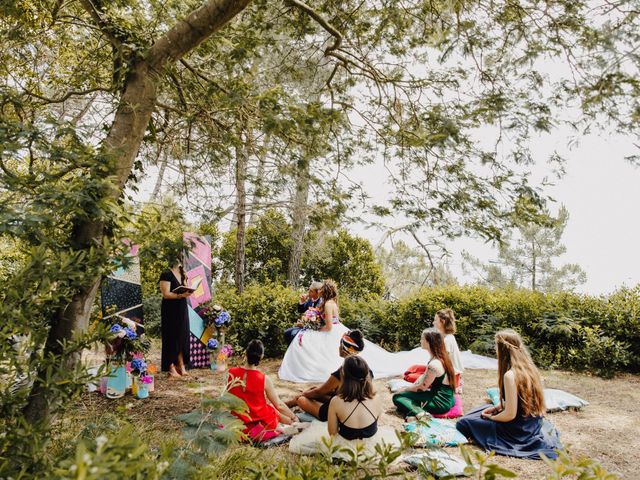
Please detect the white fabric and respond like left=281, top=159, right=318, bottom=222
left=459, top=350, right=498, bottom=370
left=403, top=450, right=468, bottom=477
left=544, top=388, right=589, bottom=412
left=445, top=334, right=464, bottom=374
left=289, top=420, right=401, bottom=459
left=278, top=322, right=428, bottom=382
left=278, top=322, right=498, bottom=383
left=387, top=379, right=414, bottom=393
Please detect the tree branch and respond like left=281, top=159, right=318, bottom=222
left=23, top=87, right=113, bottom=104
left=285, top=0, right=343, bottom=55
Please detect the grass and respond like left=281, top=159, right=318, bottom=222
left=56, top=345, right=639, bottom=479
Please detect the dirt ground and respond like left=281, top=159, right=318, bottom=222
left=66, top=347, right=640, bottom=479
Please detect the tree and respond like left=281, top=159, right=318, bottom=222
left=463, top=206, right=587, bottom=292
left=219, top=209, right=293, bottom=285
left=2, top=1, right=639, bottom=474
left=302, top=229, right=385, bottom=299
left=377, top=241, right=457, bottom=299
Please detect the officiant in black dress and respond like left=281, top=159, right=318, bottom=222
left=159, top=259, right=193, bottom=377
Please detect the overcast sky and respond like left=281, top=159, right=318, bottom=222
left=350, top=129, right=640, bottom=295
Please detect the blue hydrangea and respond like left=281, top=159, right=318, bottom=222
left=207, top=338, right=219, bottom=350
left=110, top=324, right=123, bottom=333
left=130, top=358, right=147, bottom=372
left=124, top=327, right=137, bottom=340
left=214, top=311, right=231, bottom=327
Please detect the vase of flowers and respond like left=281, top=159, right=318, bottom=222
left=216, top=344, right=234, bottom=372
left=207, top=338, right=219, bottom=370
left=104, top=320, right=151, bottom=398
left=137, top=374, right=153, bottom=399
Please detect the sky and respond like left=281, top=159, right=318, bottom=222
left=349, top=130, right=640, bottom=295
left=136, top=126, right=640, bottom=296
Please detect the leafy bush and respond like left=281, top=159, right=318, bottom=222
left=143, top=294, right=163, bottom=338
left=214, top=282, right=638, bottom=376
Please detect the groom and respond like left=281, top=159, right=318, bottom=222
left=284, top=281, right=323, bottom=345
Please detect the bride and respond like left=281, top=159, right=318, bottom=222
left=278, top=280, right=429, bottom=383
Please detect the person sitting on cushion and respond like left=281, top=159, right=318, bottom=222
left=228, top=339, right=298, bottom=441
left=392, top=328, right=456, bottom=419
left=285, top=330, right=369, bottom=421
left=289, top=355, right=399, bottom=457
left=455, top=329, right=562, bottom=460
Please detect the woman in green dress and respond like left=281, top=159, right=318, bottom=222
left=392, top=329, right=456, bottom=419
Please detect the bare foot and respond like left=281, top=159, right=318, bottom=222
left=168, top=366, right=182, bottom=378
left=177, top=368, right=190, bottom=377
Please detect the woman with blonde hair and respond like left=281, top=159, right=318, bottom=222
left=455, top=329, right=562, bottom=459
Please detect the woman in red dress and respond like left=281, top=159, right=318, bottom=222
left=228, top=339, right=298, bottom=441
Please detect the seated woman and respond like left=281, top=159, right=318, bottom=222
left=289, top=356, right=399, bottom=457
left=456, top=329, right=562, bottom=460
left=392, top=329, right=456, bottom=419
left=286, top=330, right=368, bottom=421
left=227, top=339, right=298, bottom=442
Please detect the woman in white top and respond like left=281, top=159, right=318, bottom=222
left=433, top=309, right=464, bottom=390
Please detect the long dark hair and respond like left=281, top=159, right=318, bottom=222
left=170, top=258, right=186, bottom=285
left=422, top=329, right=457, bottom=390
left=337, top=356, right=374, bottom=402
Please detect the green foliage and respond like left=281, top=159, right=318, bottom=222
left=463, top=206, right=587, bottom=292
left=51, top=425, right=169, bottom=480
left=301, top=229, right=385, bottom=299
left=131, top=201, right=190, bottom=297
left=169, top=391, right=247, bottom=478
left=214, top=282, right=300, bottom=358
left=142, top=294, right=163, bottom=338
left=217, top=282, right=638, bottom=376
left=219, top=210, right=293, bottom=284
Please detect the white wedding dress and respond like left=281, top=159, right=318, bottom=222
left=278, top=317, right=497, bottom=383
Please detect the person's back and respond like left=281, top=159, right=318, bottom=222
left=328, top=356, right=381, bottom=440
left=331, top=395, right=381, bottom=440
left=228, top=367, right=268, bottom=422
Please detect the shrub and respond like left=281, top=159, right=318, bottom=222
left=207, top=283, right=638, bottom=376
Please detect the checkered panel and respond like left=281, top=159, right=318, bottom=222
left=189, top=333, right=211, bottom=369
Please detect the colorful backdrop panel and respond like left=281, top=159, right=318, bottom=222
left=183, top=233, right=213, bottom=368
left=101, top=241, right=143, bottom=329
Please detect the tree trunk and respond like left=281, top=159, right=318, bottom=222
left=248, top=133, right=270, bottom=226
left=234, top=130, right=248, bottom=294
left=287, top=155, right=311, bottom=286
left=23, top=0, right=252, bottom=425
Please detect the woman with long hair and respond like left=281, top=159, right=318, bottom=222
left=159, top=257, right=192, bottom=377
left=228, top=339, right=298, bottom=442
left=392, top=329, right=456, bottom=418
left=286, top=330, right=369, bottom=420
left=289, top=356, right=400, bottom=457
left=456, top=329, right=562, bottom=459
left=278, top=279, right=428, bottom=382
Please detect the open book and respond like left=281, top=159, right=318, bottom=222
left=172, top=278, right=202, bottom=295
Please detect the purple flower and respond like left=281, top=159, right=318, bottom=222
left=214, top=311, right=231, bottom=327
left=110, top=324, right=123, bottom=333
left=220, top=344, right=234, bottom=357
left=131, top=358, right=147, bottom=372
left=207, top=338, right=219, bottom=350
left=124, top=327, right=137, bottom=340
left=140, top=374, right=153, bottom=385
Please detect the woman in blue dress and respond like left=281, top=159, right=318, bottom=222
left=456, top=329, right=562, bottom=460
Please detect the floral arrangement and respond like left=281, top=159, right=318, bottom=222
left=106, top=319, right=150, bottom=364
left=300, top=307, right=323, bottom=331
left=139, top=374, right=154, bottom=385
left=207, top=338, right=219, bottom=351
left=216, top=344, right=234, bottom=367
left=197, top=303, right=231, bottom=329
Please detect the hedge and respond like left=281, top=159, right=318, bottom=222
left=144, top=283, right=639, bottom=378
